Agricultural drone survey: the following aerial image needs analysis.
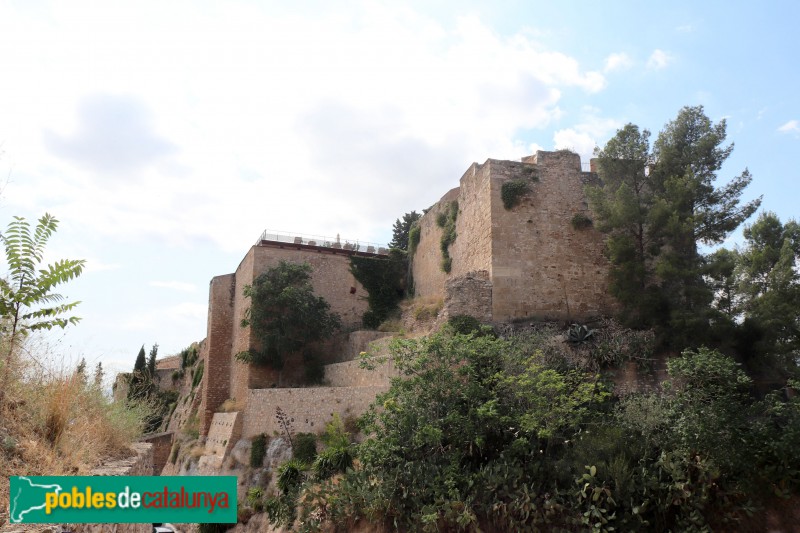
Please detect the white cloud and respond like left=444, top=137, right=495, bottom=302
left=0, top=2, right=610, bottom=254
left=149, top=281, right=197, bottom=292
left=778, top=120, right=800, bottom=133
left=121, top=302, right=207, bottom=332
left=646, top=49, right=672, bottom=70
left=604, top=52, right=633, bottom=73
left=553, top=113, right=622, bottom=163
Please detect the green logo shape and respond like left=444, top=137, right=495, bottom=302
left=9, top=476, right=237, bottom=524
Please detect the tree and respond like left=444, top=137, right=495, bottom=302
left=587, top=124, right=660, bottom=325
left=147, top=343, right=158, bottom=378
left=388, top=211, right=421, bottom=251
left=237, top=261, right=341, bottom=369
left=75, top=357, right=87, bottom=386
left=736, top=212, right=800, bottom=359
left=128, top=345, right=148, bottom=401
left=93, top=361, right=104, bottom=388
left=649, top=106, right=760, bottom=340
left=0, top=214, right=85, bottom=405
left=588, top=107, right=760, bottom=343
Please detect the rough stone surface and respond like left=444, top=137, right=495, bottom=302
left=242, top=386, right=388, bottom=438
left=444, top=270, right=492, bottom=322
left=206, top=412, right=241, bottom=459
left=412, top=151, right=617, bottom=322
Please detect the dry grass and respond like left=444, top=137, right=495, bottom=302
left=0, top=342, right=150, bottom=524
left=220, top=398, right=243, bottom=412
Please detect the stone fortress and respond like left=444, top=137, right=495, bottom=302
left=192, top=149, right=616, bottom=460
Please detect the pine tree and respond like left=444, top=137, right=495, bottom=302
left=389, top=211, right=421, bottom=251
left=147, top=343, right=158, bottom=378
left=93, top=361, right=104, bottom=388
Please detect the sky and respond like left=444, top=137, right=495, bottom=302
left=1, top=0, right=799, bottom=377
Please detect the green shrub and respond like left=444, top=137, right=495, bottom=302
left=349, top=250, right=407, bottom=329
left=501, top=178, right=530, bottom=209
left=571, top=212, right=593, bottom=229
left=408, top=224, right=421, bottom=255
left=264, top=494, right=295, bottom=526
left=191, top=360, right=204, bottom=389
left=293, top=432, right=317, bottom=463
left=438, top=201, right=458, bottom=273
left=277, top=458, right=306, bottom=495
left=313, top=445, right=354, bottom=480
left=250, top=433, right=267, bottom=467
left=446, top=314, right=481, bottom=335
left=246, top=486, right=264, bottom=511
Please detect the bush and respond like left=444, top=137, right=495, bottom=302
left=446, top=314, right=482, bottom=335
left=293, top=432, right=317, bottom=463
left=191, top=360, right=204, bottom=389
left=571, top=212, right=593, bottom=229
left=250, top=433, right=267, bottom=467
left=408, top=224, right=421, bottom=255
left=313, top=445, right=354, bottom=480
left=277, top=458, right=306, bottom=495
left=501, top=178, right=530, bottom=209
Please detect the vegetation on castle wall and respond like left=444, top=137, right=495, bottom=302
left=437, top=200, right=458, bottom=273
left=236, top=261, right=341, bottom=369
left=501, top=178, right=531, bottom=209
left=349, top=250, right=407, bottom=329
left=408, top=224, right=421, bottom=255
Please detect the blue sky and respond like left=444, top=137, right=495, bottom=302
left=1, top=1, right=798, bottom=377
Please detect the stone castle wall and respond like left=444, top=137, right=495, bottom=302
left=201, top=245, right=371, bottom=436
left=490, top=151, right=616, bottom=320
left=411, top=150, right=615, bottom=322
left=242, top=386, right=388, bottom=438
left=199, top=149, right=615, bottom=438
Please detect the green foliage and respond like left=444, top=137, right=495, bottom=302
left=277, top=458, right=306, bottom=495
left=313, top=332, right=607, bottom=530
left=191, top=359, right=204, bottom=389
left=587, top=108, right=761, bottom=344
left=437, top=201, right=458, bottom=273
left=0, top=214, right=86, bottom=404
left=349, top=250, right=407, bottom=329
left=180, top=345, right=199, bottom=369
left=501, top=178, right=531, bottom=209
left=313, top=445, right=354, bottom=480
left=237, top=261, right=341, bottom=369
left=294, top=432, right=317, bottom=463
left=565, top=323, right=595, bottom=345
left=408, top=224, right=421, bottom=255
left=446, top=314, right=482, bottom=335
left=251, top=433, right=267, bottom=467
left=264, top=493, right=295, bottom=527
left=321, top=413, right=351, bottom=449
left=389, top=211, right=421, bottom=251
left=570, top=212, right=593, bottom=229
left=246, top=486, right=264, bottom=511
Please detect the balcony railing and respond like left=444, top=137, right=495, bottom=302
left=256, top=229, right=390, bottom=255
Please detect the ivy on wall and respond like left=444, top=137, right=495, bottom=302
left=349, top=250, right=407, bottom=329
left=437, top=201, right=458, bottom=273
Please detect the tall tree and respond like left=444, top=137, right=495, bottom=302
left=649, top=106, right=760, bottom=340
left=587, top=124, right=660, bottom=325
left=388, top=211, right=421, bottom=251
left=147, top=343, right=158, bottom=378
left=736, top=212, right=800, bottom=359
left=93, top=361, right=104, bottom=388
left=588, top=107, right=760, bottom=343
left=0, top=214, right=85, bottom=406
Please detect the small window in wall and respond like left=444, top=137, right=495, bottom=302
left=350, top=287, right=357, bottom=294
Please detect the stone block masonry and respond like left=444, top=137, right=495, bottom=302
left=412, top=150, right=616, bottom=323
left=206, top=412, right=242, bottom=459
left=242, top=386, right=388, bottom=439
left=197, top=148, right=617, bottom=442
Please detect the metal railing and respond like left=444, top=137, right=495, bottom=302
left=256, top=229, right=390, bottom=255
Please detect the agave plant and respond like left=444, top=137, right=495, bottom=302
left=565, top=323, right=595, bottom=345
